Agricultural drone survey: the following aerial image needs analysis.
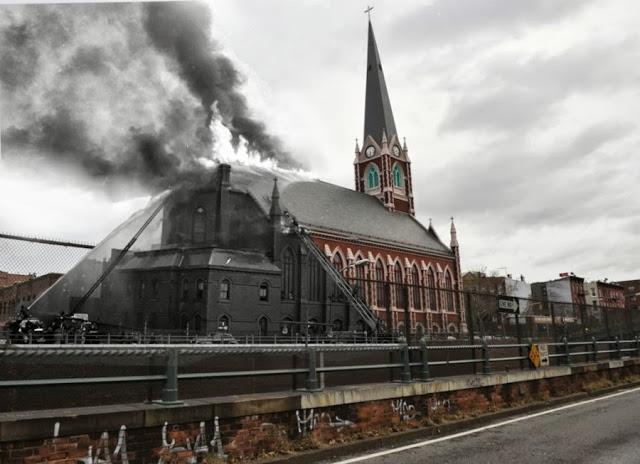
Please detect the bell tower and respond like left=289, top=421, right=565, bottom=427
left=353, top=17, right=415, bottom=215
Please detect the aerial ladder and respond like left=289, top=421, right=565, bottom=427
left=285, top=214, right=380, bottom=332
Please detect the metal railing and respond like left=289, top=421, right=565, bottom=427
left=2, top=336, right=638, bottom=406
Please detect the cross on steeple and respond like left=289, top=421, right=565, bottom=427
left=364, top=5, right=374, bottom=20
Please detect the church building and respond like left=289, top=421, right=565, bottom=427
left=31, top=20, right=465, bottom=338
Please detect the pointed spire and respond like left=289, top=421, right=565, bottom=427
left=381, top=128, right=388, bottom=148
left=269, top=177, right=282, bottom=218
left=450, top=217, right=459, bottom=248
left=355, top=138, right=360, bottom=153
left=363, top=20, right=397, bottom=146
left=403, top=137, right=408, bottom=151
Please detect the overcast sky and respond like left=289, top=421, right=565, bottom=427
left=1, top=0, right=639, bottom=282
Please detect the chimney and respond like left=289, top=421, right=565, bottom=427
left=215, top=163, right=231, bottom=244
left=507, top=273, right=512, bottom=279
left=520, top=274, right=525, bottom=282
left=218, top=163, right=231, bottom=187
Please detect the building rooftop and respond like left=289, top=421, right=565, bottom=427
left=228, top=165, right=451, bottom=256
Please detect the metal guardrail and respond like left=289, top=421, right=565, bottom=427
left=2, top=337, right=640, bottom=405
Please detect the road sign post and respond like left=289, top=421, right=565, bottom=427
left=497, top=296, right=520, bottom=315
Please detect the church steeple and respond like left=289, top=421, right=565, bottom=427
left=364, top=20, right=397, bottom=146
left=353, top=17, right=415, bottom=216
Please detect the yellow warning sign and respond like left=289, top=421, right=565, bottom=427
left=529, top=344, right=541, bottom=368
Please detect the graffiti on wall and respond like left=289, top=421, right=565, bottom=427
left=427, top=395, right=456, bottom=415
left=296, top=409, right=356, bottom=436
left=156, top=418, right=226, bottom=463
left=390, top=399, right=416, bottom=422
left=295, top=409, right=315, bottom=436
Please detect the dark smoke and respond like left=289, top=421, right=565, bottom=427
left=143, top=2, right=293, bottom=166
left=0, top=2, right=296, bottom=194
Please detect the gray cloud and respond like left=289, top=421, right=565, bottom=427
left=441, top=87, right=554, bottom=133
left=417, top=120, right=635, bottom=228
left=439, top=38, right=640, bottom=134
left=392, top=0, right=593, bottom=46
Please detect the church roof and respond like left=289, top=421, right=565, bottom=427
left=227, top=165, right=451, bottom=256
left=281, top=181, right=450, bottom=255
left=363, top=20, right=397, bottom=145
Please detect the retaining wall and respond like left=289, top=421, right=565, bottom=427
left=2, top=358, right=640, bottom=463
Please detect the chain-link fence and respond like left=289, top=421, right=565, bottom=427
left=0, top=232, right=93, bottom=276
left=344, top=277, right=637, bottom=345
left=0, top=231, right=636, bottom=344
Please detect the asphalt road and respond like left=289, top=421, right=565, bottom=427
left=326, top=386, right=640, bottom=464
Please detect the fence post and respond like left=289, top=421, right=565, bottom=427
left=305, top=347, right=320, bottom=391
left=419, top=336, right=431, bottom=381
left=481, top=338, right=491, bottom=374
left=399, top=336, right=411, bottom=383
left=160, top=349, right=182, bottom=404
left=465, top=291, right=477, bottom=375
left=515, top=311, right=524, bottom=369
left=549, top=302, right=558, bottom=343
left=562, top=336, right=570, bottom=365
left=592, top=336, right=597, bottom=362
left=615, top=336, right=621, bottom=360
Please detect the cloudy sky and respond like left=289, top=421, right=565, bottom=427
left=1, top=0, right=639, bottom=282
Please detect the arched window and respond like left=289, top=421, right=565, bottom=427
left=308, top=318, right=319, bottom=335
left=194, top=314, right=202, bottom=333
left=332, top=319, right=343, bottom=332
left=354, top=255, right=367, bottom=302
left=181, top=279, right=189, bottom=301
left=281, top=317, right=293, bottom=336
left=331, top=252, right=345, bottom=300
left=427, top=268, right=437, bottom=311
left=180, top=313, right=189, bottom=331
left=444, top=271, right=454, bottom=311
left=219, top=279, right=230, bottom=300
left=138, top=280, right=146, bottom=300
left=410, top=265, right=421, bottom=310
left=392, top=164, right=404, bottom=188
left=307, top=256, right=322, bottom=302
left=393, top=261, right=405, bottom=308
left=258, top=316, right=268, bottom=336
left=259, top=282, right=269, bottom=301
left=152, top=279, right=160, bottom=297
left=366, top=164, right=380, bottom=189
left=196, top=279, right=205, bottom=300
left=218, top=315, right=230, bottom=331
left=281, top=248, right=295, bottom=300
left=355, top=320, right=365, bottom=332
left=397, top=322, right=405, bottom=335
left=192, top=207, right=206, bottom=242
left=375, top=259, right=385, bottom=307
left=332, top=252, right=344, bottom=272
left=416, top=324, right=425, bottom=339
left=432, top=324, right=440, bottom=334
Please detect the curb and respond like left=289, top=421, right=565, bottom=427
left=260, top=379, right=640, bottom=464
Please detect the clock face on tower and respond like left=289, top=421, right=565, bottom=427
left=392, top=145, right=401, bottom=157
left=365, top=146, right=375, bottom=158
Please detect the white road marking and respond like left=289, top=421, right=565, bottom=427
left=333, top=385, right=640, bottom=463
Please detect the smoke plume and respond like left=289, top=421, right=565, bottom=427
left=0, top=2, right=295, bottom=192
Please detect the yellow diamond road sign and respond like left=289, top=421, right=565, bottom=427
left=529, top=344, right=541, bottom=368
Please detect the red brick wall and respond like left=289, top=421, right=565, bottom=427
left=5, top=364, right=637, bottom=463
left=311, top=234, right=462, bottom=333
